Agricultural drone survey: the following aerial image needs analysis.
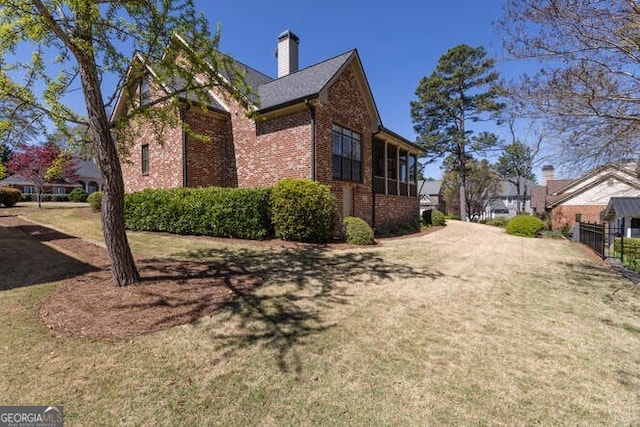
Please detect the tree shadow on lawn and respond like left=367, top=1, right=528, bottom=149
left=0, top=224, right=98, bottom=290
left=175, top=246, right=444, bottom=374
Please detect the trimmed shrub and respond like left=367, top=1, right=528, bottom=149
left=506, top=214, right=545, bottom=238
left=375, top=219, right=421, bottom=238
left=0, top=186, right=21, bottom=207
left=486, top=217, right=509, bottom=228
left=124, top=187, right=273, bottom=240
left=343, top=216, right=375, bottom=245
left=40, top=194, right=69, bottom=202
left=270, top=178, right=335, bottom=243
left=87, top=191, right=103, bottom=212
left=421, top=209, right=432, bottom=226
left=431, top=209, right=446, bottom=226
left=68, top=187, right=88, bottom=202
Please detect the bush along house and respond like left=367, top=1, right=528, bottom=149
left=112, top=30, right=424, bottom=229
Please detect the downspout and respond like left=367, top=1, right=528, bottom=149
left=180, top=105, right=190, bottom=187
left=305, top=99, right=316, bottom=181
left=371, top=126, right=383, bottom=230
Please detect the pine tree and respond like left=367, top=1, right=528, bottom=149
left=411, top=44, right=503, bottom=221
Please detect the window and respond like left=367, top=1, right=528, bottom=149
left=332, top=124, right=362, bottom=181
left=52, top=187, right=67, bottom=195
left=140, top=75, right=150, bottom=106
left=575, top=213, right=582, bottom=223
left=409, top=155, right=417, bottom=183
left=373, top=138, right=385, bottom=177
left=24, top=186, right=36, bottom=194
left=399, top=150, right=408, bottom=182
left=141, top=144, right=149, bottom=174
left=387, top=144, right=397, bottom=180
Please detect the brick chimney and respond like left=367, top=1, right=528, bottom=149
left=277, top=30, right=299, bottom=78
left=541, top=165, right=555, bottom=186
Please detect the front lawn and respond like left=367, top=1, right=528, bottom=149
left=1, top=206, right=639, bottom=425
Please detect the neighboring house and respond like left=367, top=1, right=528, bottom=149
left=418, top=180, right=444, bottom=215
left=0, top=159, right=103, bottom=197
left=113, top=31, right=424, bottom=228
left=603, top=197, right=640, bottom=238
left=487, top=177, right=536, bottom=219
left=75, top=160, right=104, bottom=194
left=531, top=164, right=640, bottom=230
left=0, top=174, right=77, bottom=196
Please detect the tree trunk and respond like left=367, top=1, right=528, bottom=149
left=75, top=33, right=140, bottom=286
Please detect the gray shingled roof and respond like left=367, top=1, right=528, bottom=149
left=418, top=180, right=442, bottom=197
left=257, top=50, right=355, bottom=112
left=76, top=160, right=102, bottom=180
left=498, top=178, right=536, bottom=197
left=604, top=197, right=640, bottom=219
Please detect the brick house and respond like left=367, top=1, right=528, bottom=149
left=531, top=164, right=640, bottom=230
left=113, top=31, right=423, bottom=229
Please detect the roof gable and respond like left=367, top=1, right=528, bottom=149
left=548, top=171, right=640, bottom=207
left=257, top=50, right=353, bottom=111
left=604, top=197, right=640, bottom=219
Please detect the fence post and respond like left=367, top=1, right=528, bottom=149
left=621, top=218, right=625, bottom=264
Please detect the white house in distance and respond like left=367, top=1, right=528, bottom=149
left=0, top=159, right=103, bottom=197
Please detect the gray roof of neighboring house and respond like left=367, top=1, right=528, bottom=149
left=257, top=50, right=355, bottom=112
left=76, top=160, right=103, bottom=180
left=604, top=197, right=640, bottom=219
left=418, top=180, right=442, bottom=197
left=497, top=178, right=536, bottom=197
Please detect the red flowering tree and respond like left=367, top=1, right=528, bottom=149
left=7, top=143, right=77, bottom=208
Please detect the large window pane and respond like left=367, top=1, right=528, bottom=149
left=400, top=150, right=408, bottom=182
left=332, top=124, right=362, bottom=182
left=387, top=144, right=397, bottom=180
left=373, top=138, right=385, bottom=177
left=409, top=155, right=417, bottom=184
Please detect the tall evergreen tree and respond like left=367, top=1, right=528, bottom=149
left=411, top=44, right=503, bottom=221
left=0, top=1, right=249, bottom=286
left=495, top=141, right=536, bottom=214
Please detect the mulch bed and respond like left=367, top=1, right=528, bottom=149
left=1, top=215, right=262, bottom=340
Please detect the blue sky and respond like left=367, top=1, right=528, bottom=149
left=197, top=0, right=544, bottom=179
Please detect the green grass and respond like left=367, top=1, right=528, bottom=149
left=2, top=205, right=640, bottom=425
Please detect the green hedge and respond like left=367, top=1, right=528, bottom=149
left=431, top=209, right=446, bottom=226
left=87, top=191, right=103, bottom=212
left=68, top=187, right=88, bottom=202
left=343, top=216, right=375, bottom=245
left=124, top=187, right=273, bottom=240
left=0, top=187, right=21, bottom=207
left=506, top=214, right=545, bottom=237
left=422, top=209, right=446, bottom=227
left=614, top=237, right=640, bottom=261
left=485, top=217, right=509, bottom=228
left=270, top=178, right=335, bottom=243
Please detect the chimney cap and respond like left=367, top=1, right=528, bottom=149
left=278, top=29, right=300, bottom=43
left=542, top=164, right=555, bottom=171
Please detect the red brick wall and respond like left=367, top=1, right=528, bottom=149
left=375, top=194, right=420, bottom=227
left=551, top=205, right=605, bottom=230
left=120, top=111, right=184, bottom=193
left=251, top=111, right=312, bottom=186
left=184, top=110, right=232, bottom=188
left=315, top=63, right=374, bottom=226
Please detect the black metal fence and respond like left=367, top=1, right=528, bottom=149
left=579, top=222, right=605, bottom=258
left=579, top=220, right=625, bottom=261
